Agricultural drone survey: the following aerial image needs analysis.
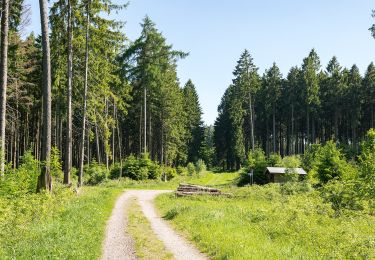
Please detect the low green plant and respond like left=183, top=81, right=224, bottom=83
left=242, top=148, right=267, bottom=184
left=176, top=166, right=187, bottom=175
left=187, top=162, right=195, bottom=176
left=156, top=184, right=375, bottom=259
left=84, top=161, right=109, bottom=185
left=0, top=151, right=39, bottom=196
left=309, top=141, right=356, bottom=184
left=195, top=159, right=206, bottom=175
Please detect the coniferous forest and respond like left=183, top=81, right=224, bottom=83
left=1, top=1, right=375, bottom=259
left=0, top=1, right=375, bottom=186
left=214, top=49, right=375, bottom=170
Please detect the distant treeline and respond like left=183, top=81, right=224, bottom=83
left=214, top=49, right=375, bottom=170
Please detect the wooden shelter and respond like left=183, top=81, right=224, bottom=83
left=264, top=167, right=307, bottom=183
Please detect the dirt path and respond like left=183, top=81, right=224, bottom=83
left=101, top=190, right=207, bottom=260
left=101, top=192, right=137, bottom=260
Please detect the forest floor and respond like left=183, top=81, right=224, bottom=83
left=101, top=189, right=207, bottom=260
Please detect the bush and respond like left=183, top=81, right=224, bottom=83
left=244, top=148, right=267, bottom=184
left=162, top=166, right=177, bottom=180
left=311, top=141, right=356, bottom=184
left=358, top=129, right=375, bottom=199
left=148, top=163, right=162, bottom=179
left=0, top=151, right=39, bottom=196
left=84, top=161, right=109, bottom=185
left=176, top=166, right=186, bottom=175
left=267, top=153, right=283, bottom=167
left=282, top=155, right=302, bottom=182
left=280, top=181, right=313, bottom=195
left=50, top=147, right=63, bottom=181
left=321, top=180, right=364, bottom=214
left=109, top=162, right=123, bottom=179
left=187, top=162, right=195, bottom=176
left=195, top=159, right=206, bottom=175
left=121, top=154, right=162, bottom=181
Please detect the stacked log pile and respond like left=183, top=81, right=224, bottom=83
left=176, top=183, right=222, bottom=196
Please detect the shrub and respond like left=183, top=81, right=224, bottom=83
left=148, top=163, right=162, bottom=179
left=244, top=148, right=267, bottom=184
left=109, top=162, right=123, bottom=179
left=280, top=181, right=313, bottom=195
left=123, top=155, right=141, bottom=180
left=0, top=151, right=39, bottom=196
left=84, top=161, right=109, bottom=185
left=163, top=166, right=177, bottom=180
left=195, top=159, right=206, bottom=175
left=358, top=129, right=375, bottom=199
left=312, top=141, right=356, bottom=184
left=187, top=162, right=195, bottom=176
left=282, top=155, right=302, bottom=182
left=176, top=166, right=186, bottom=175
left=120, top=154, right=162, bottom=181
left=267, top=153, right=283, bottom=167
left=50, top=147, right=63, bottom=181
left=321, top=180, right=364, bottom=214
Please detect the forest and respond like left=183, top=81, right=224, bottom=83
left=0, top=1, right=375, bottom=259
left=0, top=0, right=210, bottom=191
left=214, top=49, right=375, bottom=170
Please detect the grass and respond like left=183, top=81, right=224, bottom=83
left=188, top=171, right=240, bottom=187
left=155, top=182, right=375, bottom=259
left=0, top=185, right=122, bottom=259
left=127, top=198, right=173, bottom=260
left=103, top=170, right=241, bottom=190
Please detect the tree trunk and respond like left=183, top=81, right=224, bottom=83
left=291, top=104, right=294, bottom=155
left=78, top=1, right=90, bottom=187
left=272, top=104, right=276, bottom=153
left=144, top=86, right=147, bottom=153
left=0, top=0, right=9, bottom=176
left=249, top=91, right=255, bottom=152
left=115, top=106, right=123, bottom=178
left=95, top=123, right=101, bottom=164
left=64, top=0, right=73, bottom=185
left=334, top=109, right=339, bottom=141
left=37, top=0, right=52, bottom=192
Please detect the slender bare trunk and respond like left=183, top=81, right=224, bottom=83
left=37, top=0, right=52, bottom=192
left=272, top=103, right=276, bottom=153
left=78, top=0, right=90, bottom=187
left=144, top=87, right=147, bottom=153
left=249, top=91, right=254, bottom=152
left=64, top=0, right=73, bottom=185
left=95, top=123, right=101, bottom=164
left=0, top=0, right=9, bottom=175
left=115, top=106, right=123, bottom=177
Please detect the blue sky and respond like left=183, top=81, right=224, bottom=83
left=24, top=0, right=375, bottom=125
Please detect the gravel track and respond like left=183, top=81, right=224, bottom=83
left=101, top=192, right=137, bottom=260
left=101, top=190, right=207, bottom=260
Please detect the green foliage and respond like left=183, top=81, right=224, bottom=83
left=50, top=147, right=63, bottom=181
left=308, top=141, right=356, bottom=184
left=162, top=166, right=177, bottom=181
left=119, top=154, right=162, bottom=181
left=243, top=148, right=267, bottom=184
left=358, top=129, right=375, bottom=199
left=321, top=180, right=364, bottom=214
left=0, top=187, right=121, bottom=259
left=282, top=155, right=302, bottom=182
left=156, top=184, right=375, bottom=259
left=0, top=151, right=39, bottom=197
left=187, top=162, right=196, bottom=176
left=176, top=166, right=187, bottom=176
left=84, top=161, right=109, bottom=185
left=195, top=159, right=206, bottom=175
left=267, top=153, right=283, bottom=166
